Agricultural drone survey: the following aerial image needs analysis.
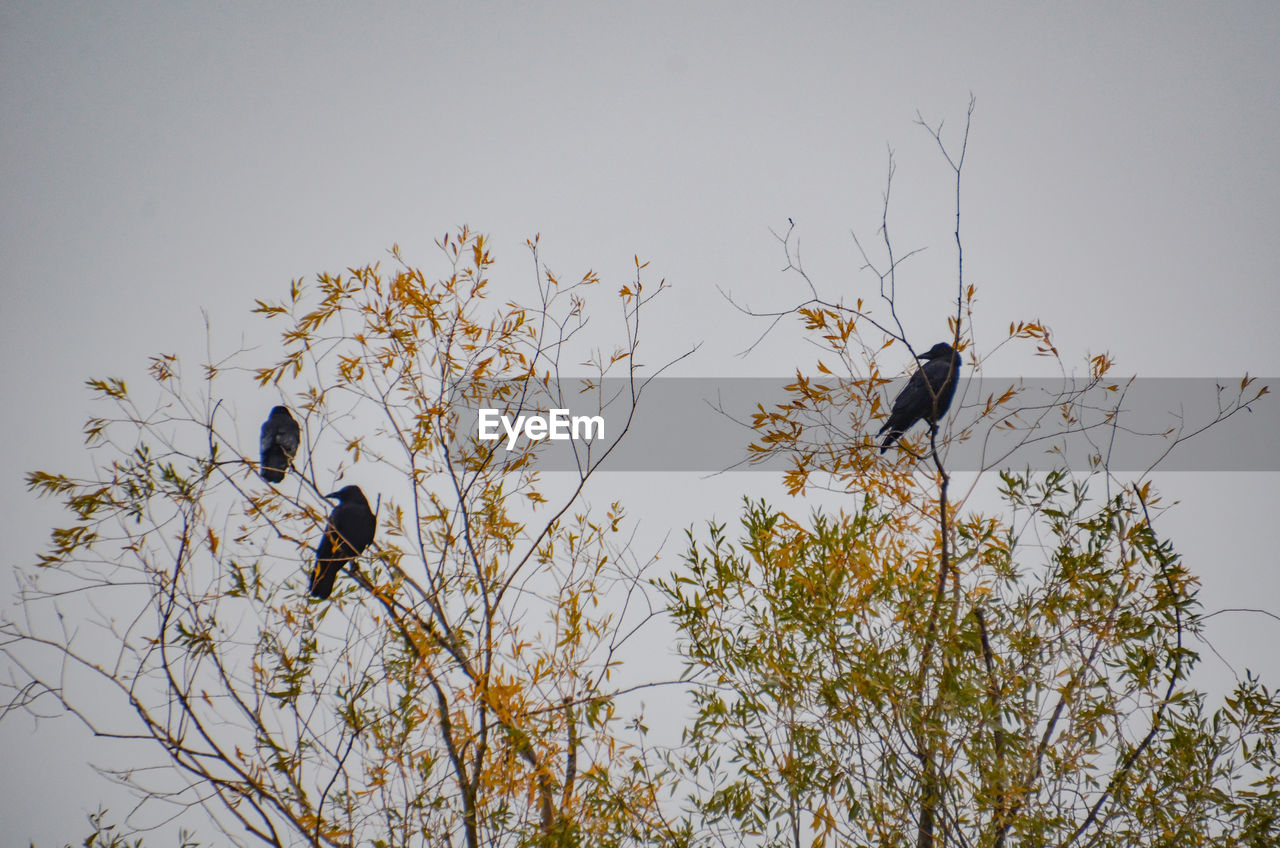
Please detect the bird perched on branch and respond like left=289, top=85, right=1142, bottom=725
left=877, top=342, right=961, bottom=454
left=310, top=485, right=376, bottom=600
left=259, top=406, right=300, bottom=483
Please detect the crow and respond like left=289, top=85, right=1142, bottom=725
left=310, top=485, right=376, bottom=600
left=259, top=406, right=301, bottom=484
left=877, top=342, right=961, bottom=454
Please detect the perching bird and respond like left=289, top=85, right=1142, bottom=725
left=310, top=485, right=376, bottom=600
left=877, top=342, right=961, bottom=454
left=259, top=406, right=301, bottom=484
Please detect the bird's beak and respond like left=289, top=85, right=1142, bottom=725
left=324, top=491, right=341, bottom=500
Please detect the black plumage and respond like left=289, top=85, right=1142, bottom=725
left=877, top=342, right=961, bottom=454
left=310, top=485, right=376, bottom=600
left=259, top=406, right=301, bottom=484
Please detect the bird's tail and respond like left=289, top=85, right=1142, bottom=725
left=309, top=561, right=341, bottom=600
left=261, top=447, right=288, bottom=483
left=878, top=421, right=903, bottom=454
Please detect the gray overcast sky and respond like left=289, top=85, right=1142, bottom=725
left=3, top=2, right=1278, bottom=843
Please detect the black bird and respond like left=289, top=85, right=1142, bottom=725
left=877, top=342, right=961, bottom=454
left=259, top=406, right=301, bottom=484
left=310, top=485, right=376, bottom=600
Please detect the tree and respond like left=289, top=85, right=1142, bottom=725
left=6, top=229, right=686, bottom=847
left=8, top=107, right=1277, bottom=848
left=662, top=103, right=1279, bottom=846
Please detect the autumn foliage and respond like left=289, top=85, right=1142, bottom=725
left=7, top=113, right=1279, bottom=848
left=662, top=107, right=1277, bottom=847
left=11, top=229, right=680, bottom=847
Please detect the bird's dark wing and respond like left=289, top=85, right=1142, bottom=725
left=260, top=412, right=301, bottom=457
left=260, top=411, right=301, bottom=483
left=878, top=369, right=928, bottom=450
left=916, top=356, right=958, bottom=421
left=310, top=519, right=349, bottom=600
left=260, top=419, right=277, bottom=458
left=277, top=415, right=300, bottom=462
left=921, top=356, right=962, bottom=422
left=877, top=353, right=959, bottom=453
left=260, top=416, right=287, bottom=483
left=890, top=368, right=931, bottom=420
left=309, top=501, right=376, bottom=599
